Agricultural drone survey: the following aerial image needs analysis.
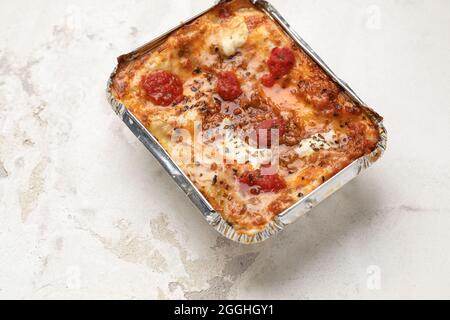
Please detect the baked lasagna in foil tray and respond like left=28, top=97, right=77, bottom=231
left=109, top=0, right=385, bottom=239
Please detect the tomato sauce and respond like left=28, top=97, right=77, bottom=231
left=141, top=71, right=184, bottom=106
left=267, top=47, right=296, bottom=78
left=216, top=71, right=243, bottom=101
left=240, top=169, right=287, bottom=194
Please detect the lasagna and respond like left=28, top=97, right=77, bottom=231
left=111, top=0, right=381, bottom=235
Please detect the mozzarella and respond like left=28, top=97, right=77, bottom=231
left=216, top=119, right=273, bottom=168
left=215, top=17, right=249, bottom=57
left=171, top=109, right=199, bottom=127
left=295, top=131, right=339, bottom=157
left=187, top=164, right=217, bottom=184
left=223, top=132, right=273, bottom=168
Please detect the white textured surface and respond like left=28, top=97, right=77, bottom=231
left=1, top=0, right=449, bottom=300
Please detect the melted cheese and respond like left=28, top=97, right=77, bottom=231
left=200, top=119, right=274, bottom=168
left=222, top=129, right=273, bottom=168
left=295, top=131, right=339, bottom=158
left=214, top=16, right=249, bottom=56
left=170, top=109, right=199, bottom=127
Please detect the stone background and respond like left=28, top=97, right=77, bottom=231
left=0, top=0, right=449, bottom=299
